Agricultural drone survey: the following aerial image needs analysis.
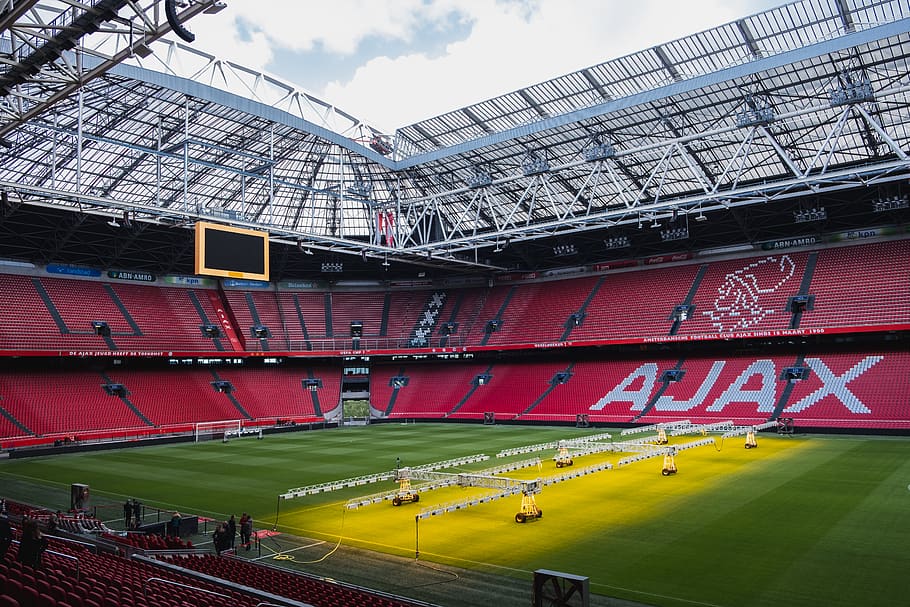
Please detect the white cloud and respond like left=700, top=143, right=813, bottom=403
left=188, top=0, right=788, bottom=131
left=190, top=0, right=468, bottom=58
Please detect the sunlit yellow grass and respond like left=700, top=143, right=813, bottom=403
left=276, top=434, right=814, bottom=575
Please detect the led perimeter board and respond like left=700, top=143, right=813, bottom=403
left=194, top=221, right=270, bottom=281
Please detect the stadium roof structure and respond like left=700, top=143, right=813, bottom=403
left=0, top=0, right=909, bottom=279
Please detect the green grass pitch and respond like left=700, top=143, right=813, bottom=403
left=2, top=423, right=909, bottom=607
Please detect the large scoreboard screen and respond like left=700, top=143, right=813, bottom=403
left=194, top=221, right=269, bottom=281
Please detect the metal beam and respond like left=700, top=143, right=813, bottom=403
left=397, top=18, right=910, bottom=168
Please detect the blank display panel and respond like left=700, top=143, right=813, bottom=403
left=195, top=221, right=269, bottom=281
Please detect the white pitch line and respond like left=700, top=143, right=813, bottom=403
left=251, top=540, right=326, bottom=562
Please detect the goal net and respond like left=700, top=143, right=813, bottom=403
left=194, top=420, right=242, bottom=443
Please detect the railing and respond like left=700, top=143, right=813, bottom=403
left=45, top=547, right=81, bottom=581
left=285, top=336, right=466, bottom=351
left=144, top=577, right=230, bottom=601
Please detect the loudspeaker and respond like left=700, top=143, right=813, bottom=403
left=103, top=383, right=127, bottom=397
left=201, top=324, right=222, bottom=338
left=91, top=320, right=111, bottom=336
left=302, top=378, right=323, bottom=391
left=211, top=380, right=233, bottom=393
left=661, top=369, right=686, bottom=382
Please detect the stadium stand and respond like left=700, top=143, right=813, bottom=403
left=329, top=291, right=386, bottom=343
left=371, top=363, right=490, bottom=419
left=371, top=349, right=910, bottom=428
left=1, top=240, right=909, bottom=356
left=446, top=361, right=570, bottom=420
left=0, top=501, right=426, bottom=607
left=0, top=273, right=70, bottom=351
left=221, top=289, right=286, bottom=352
left=1, top=240, right=910, bottom=450
left=781, top=351, right=910, bottom=429
left=161, top=554, right=428, bottom=607
left=277, top=290, right=327, bottom=350
left=676, top=253, right=810, bottom=336
left=214, top=365, right=338, bottom=422
left=38, top=277, right=134, bottom=346
left=102, top=369, right=247, bottom=427
left=526, top=358, right=680, bottom=424
left=0, top=530, right=260, bottom=607
left=569, top=264, right=700, bottom=342
left=0, top=370, right=149, bottom=437
left=106, top=284, right=231, bottom=352
left=798, top=240, right=910, bottom=331
left=481, top=279, right=595, bottom=345
left=430, top=286, right=488, bottom=347
left=635, top=354, right=797, bottom=425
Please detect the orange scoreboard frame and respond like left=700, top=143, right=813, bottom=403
left=194, top=221, right=270, bottom=281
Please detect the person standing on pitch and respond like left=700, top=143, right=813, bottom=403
left=132, top=499, right=142, bottom=529
left=123, top=499, right=132, bottom=529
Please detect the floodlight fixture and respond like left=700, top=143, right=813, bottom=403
left=604, top=236, right=630, bottom=249
left=872, top=195, right=908, bottom=212
left=467, top=169, right=493, bottom=189
left=660, top=227, right=689, bottom=242
left=793, top=207, right=827, bottom=223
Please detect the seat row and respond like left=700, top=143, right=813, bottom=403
left=1, top=239, right=907, bottom=352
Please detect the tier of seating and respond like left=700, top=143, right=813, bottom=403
left=372, top=350, right=910, bottom=428
left=161, top=554, right=427, bottom=607
left=799, top=240, right=910, bottom=330
left=676, top=253, right=809, bottom=335
left=370, top=363, right=490, bottom=418
left=0, top=371, right=148, bottom=437
left=0, top=535, right=259, bottom=607
left=1, top=347, right=906, bottom=446
left=214, top=366, right=339, bottom=420
left=0, top=276, right=231, bottom=352
left=445, top=361, right=571, bottom=420
left=0, top=500, right=426, bottom=607
left=568, top=265, right=698, bottom=342
left=0, top=367, right=335, bottom=445
left=1, top=240, right=907, bottom=353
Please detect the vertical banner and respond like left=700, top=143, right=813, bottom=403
left=377, top=210, right=395, bottom=246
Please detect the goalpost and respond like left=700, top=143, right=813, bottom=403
left=194, top=420, right=242, bottom=443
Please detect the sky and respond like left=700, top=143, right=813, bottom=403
left=186, top=0, right=791, bottom=133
